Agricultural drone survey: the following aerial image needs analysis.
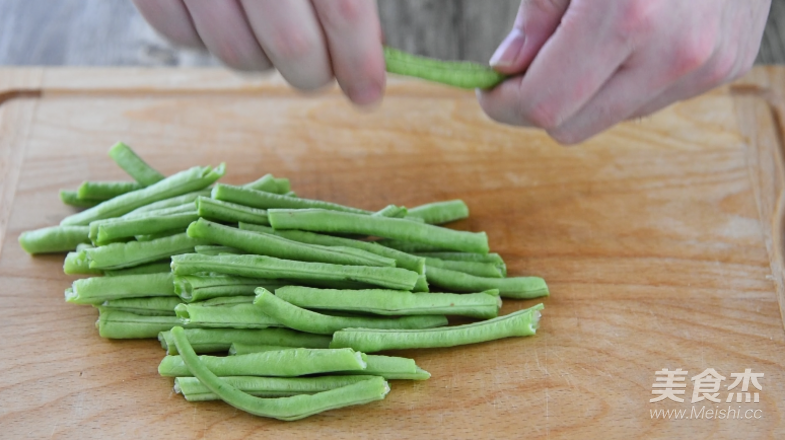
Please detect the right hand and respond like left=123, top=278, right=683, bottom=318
left=132, top=0, right=387, bottom=106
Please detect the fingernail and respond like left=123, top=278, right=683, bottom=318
left=349, top=82, right=383, bottom=106
left=489, top=28, right=525, bottom=68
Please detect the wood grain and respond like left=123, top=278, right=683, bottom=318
left=1, top=67, right=785, bottom=439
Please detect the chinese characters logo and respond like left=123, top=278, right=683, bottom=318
left=650, top=368, right=763, bottom=403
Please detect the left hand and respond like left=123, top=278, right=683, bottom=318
left=477, top=0, right=772, bottom=144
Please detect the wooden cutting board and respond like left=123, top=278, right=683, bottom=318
left=1, top=67, right=785, bottom=439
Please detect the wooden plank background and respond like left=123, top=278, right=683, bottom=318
left=1, top=0, right=784, bottom=66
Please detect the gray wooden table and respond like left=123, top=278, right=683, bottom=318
left=1, top=0, right=784, bottom=66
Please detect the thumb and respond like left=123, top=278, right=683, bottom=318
left=489, top=0, right=571, bottom=74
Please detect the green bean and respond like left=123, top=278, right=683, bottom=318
left=238, top=222, right=425, bottom=274
left=19, top=226, right=90, bottom=254
left=331, top=303, right=544, bottom=352
left=188, top=219, right=395, bottom=267
left=168, top=327, right=390, bottom=421
left=426, top=265, right=549, bottom=299
left=94, top=212, right=199, bottom=245
left=228, top=343, right=292, bottom=356
left=196, top=196, right=270, bottom=225
left=229, top=344, right=431, bottom=380
left=173, top=274, right=288, bottom=302
left=77, top=181, right=143, bottom=200
left=355, top=355, right=431, bottom=380
left=175, top=302, right=281, bottom=329
left=275, top=178, right=291, bottom=194
left=275, top=286, right=501, bottom=319
left=212, top=184, right=370, bottom=214
left=66, top=273, right=175, bottom=305
left=174, top=375, right=374, bottom=401
left=171, top=254, right=420, bottom=291
left=159, top=347, right=367, bottom=377
left=253, top=288, right=448, bottom=335
left=108, top=141, right=165, bottom=186
left=243, top=174, right=276, bottom=192
left=122, top=190, right=209, bottom=217
left=60, top=190, right=102, bottom=208
left=283, top=191, right=297, bottom=198
left=194, top=245, right=244, bottom=256
left=103, top=261, right=171, bottom=277
left=198, top=295, right=254, bottom=307
left=86, top=232, right=207, bottom=270
left=383, top=46, right=506, bottom=89
left=159, top=327, right=331, bottom=355
left=63, top=249, right=103, bottom=275
left=101, top=296, right=183, bottom=316
left=96, top=308, right=182, bottom=339
left=268, top=208, right=489, bottom=254
left=243, top=174, right=291, bottom=195
left=406, top=200, right=470, bottom=224
left=415, top=251, right=506, bottom=266
left=135, top=229, right=185, bottom=242
left=123, top=203, right=197, bottom=220
left=60, top=164, right=225, bottom=226
left=423, top=257, right=503, bottom=278
left=372, top=205, right=407, bottom=218
left=376, top=239, right=447, bottom=253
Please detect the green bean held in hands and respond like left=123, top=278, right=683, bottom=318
left=383, top=46, right=507, bottom=90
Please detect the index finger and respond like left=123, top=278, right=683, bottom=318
left=311, top=0, right=386, bottom=106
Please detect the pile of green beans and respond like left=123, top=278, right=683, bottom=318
left=20, top=142, right=549, bottom=421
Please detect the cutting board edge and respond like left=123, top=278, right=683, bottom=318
left=731, top=81, right=785, bottom=331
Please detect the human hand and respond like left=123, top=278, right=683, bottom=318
left=132, top=0, right=386, bottom=106
left=478, top=0, right=771, bottom=144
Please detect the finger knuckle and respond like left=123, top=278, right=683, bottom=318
left=317, top=0, right=364, bottom=27
left=547, top=128, right=583, bottom=145
left=523, top=102, right=563, bottom=130
left=265, top=28, right=318, bottom=60
left=523, top=0, right=571, bottom=15
left=728, top=52, right=756, bottom=82
left=705, top=53, right=738, bottom=85
left=214, top=47, right=265, bottom=72
left=614, top=0, right=656, bottom=40
left=670, top=35, right=715, bottom=77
